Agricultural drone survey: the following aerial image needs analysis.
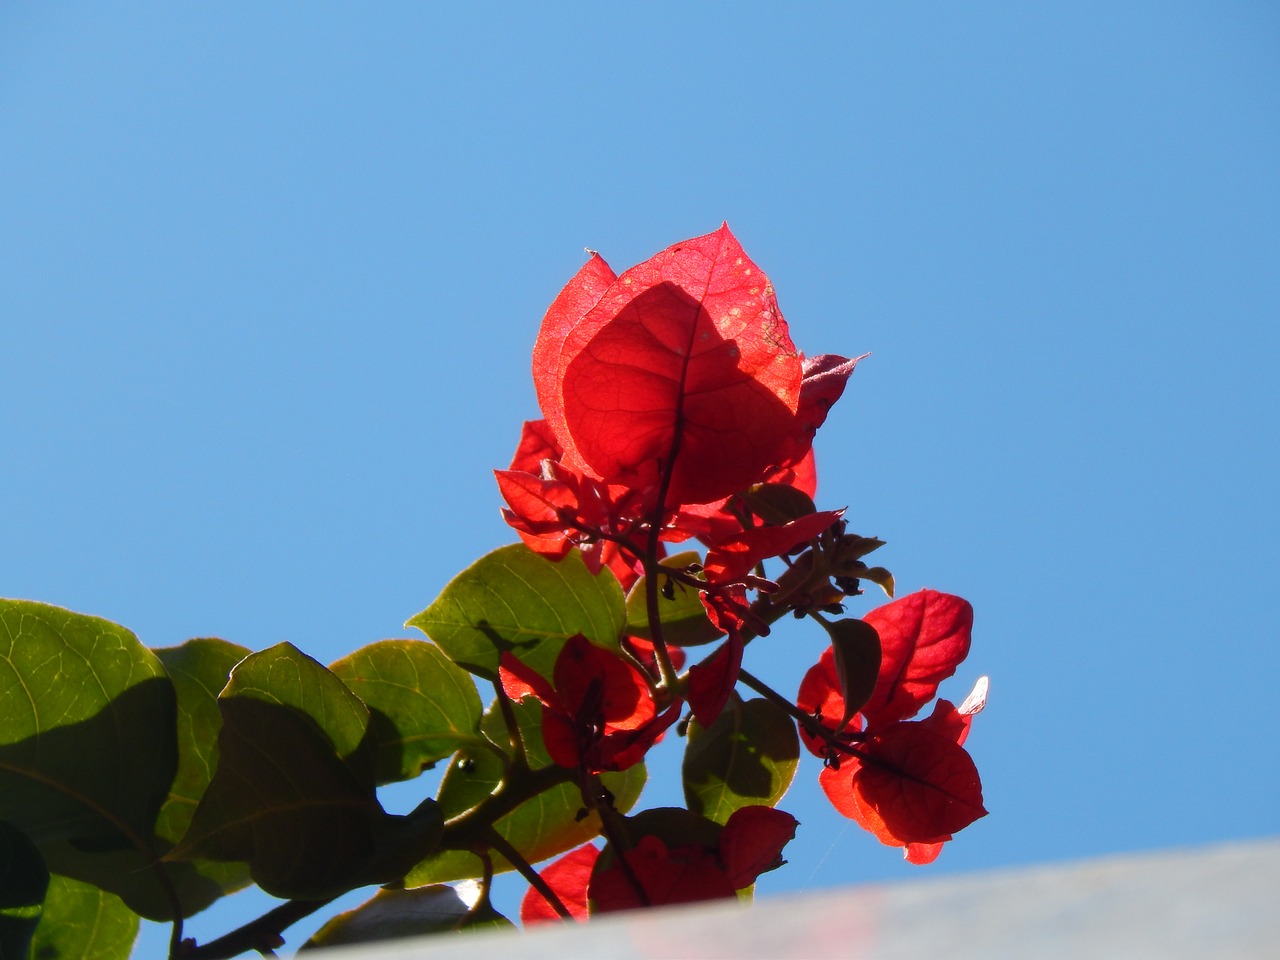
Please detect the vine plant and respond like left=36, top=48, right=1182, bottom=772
left=0, top=225, right=987, bottom=958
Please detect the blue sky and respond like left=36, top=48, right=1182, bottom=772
left=3, top=1, right=1277, bottom=951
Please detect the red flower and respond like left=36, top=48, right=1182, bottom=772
left=499, top=635, right=679, bottom=773
left=592, top=805, right=798, bottom=912
left=798, top=590, right=987, bottom=859
left=818, top=692, right=987, bottom=860
left=520, top=843, right=599, bottom=924
left=523, top=806, right=798, bottom=920
left=533, top=225, right=820, bottom=509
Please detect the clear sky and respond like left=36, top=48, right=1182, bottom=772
left=3, top=1, right=1277, bottom=952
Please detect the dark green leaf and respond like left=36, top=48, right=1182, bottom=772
left=148, top=639, right=254, bottom=915
left=822, top=618, right=882, bottom=725
left=683, top=696, right=800, bottom=823
left=330, top=640, right=484, bottom=785
left=27, top=874, right=138, bottom=960
left=738, top=483, right=819, bottom=525
left=0, top=601, right=187, bottom=919
left=153, top=639, right=251, bottom=845
left=221, top=641, right=370, bottom=764
left=0, top=601, right=176, bottom=851
left=407, top=544, right=625, bottom=680
left=625, top=552, right=724, bottom=647
left=0, top=821, right=47, bottom=958
left=405, top=698, right=645, bottom=886
left=300, top=883, right=512, bottom=949
left=169, top=644, right=442, bottom=899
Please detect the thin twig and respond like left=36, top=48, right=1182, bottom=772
left=484, top=829, right=575, bottom=921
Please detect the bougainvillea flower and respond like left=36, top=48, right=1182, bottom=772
left=685, top=580, right=776, bottom=726
left=717, top=804, right=801, bottom=889
left=590, top=806, right=798, bottom=913
left=798, top=589, right=974, bottom=756
left=533, top=225, right=811, bottom=508
left=861, top=589, right=973, bottom=726
left=776, top=353, right=865, bottom=469
left=818, top=687, right=987, bottom=861
left=496, top=419, right=652, bottom=587
left=797, top=590, right=985, bottom=860
left=622, top=634, right=686, bottom=675
left=499, top=635, right=679, bottom=772
left=685, top=630, right=743, bottom=728
left=520, top=842, right=600, bottom=924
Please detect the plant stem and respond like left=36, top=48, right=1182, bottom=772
left=641, top=552, right=682, bottom=697
left=484, top=829, right=575, bottom=921
left=178, top=897, right=335, bottom=960
left=437, top=761, right=574, bottom=852
left=492, top=677, right=529, bottom=770
left=585, top=774, right=649, bottom=908
left=737, top=667, right=864, bottom=755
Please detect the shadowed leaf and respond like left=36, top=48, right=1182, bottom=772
left=625, top=551, right=724, bottom=647
left=407, top=543, right=625, bottom=680
left=405, top=698, right=644, bottom=887
left=170, top=644, right=441, bottom=899
left=331, top=639, right=484, bottom=785
left=0, top=820, right=47, bottom=957
left=0, top=601, right=192, bottom=919
left=150, top=639, right=254, bottom=913
left=683, top=695, right=800, bottom=823
left=822, top=618, right=882, bottom=728
left=0, top=600, right=176, bottom=849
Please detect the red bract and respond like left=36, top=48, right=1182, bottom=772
left=797, top=589, right=973, bottom=756
left=685, top=630, right=743, bottom=728
left=499, top=635, right=679, bottom=773
left=534, top=225, right=808, bottom=508
left=591, top=834, right=737, bottom=911
left=702, top=509, right=843, bottom=587
left=818, top=691, right=987, bottom=860
left=496, top=419, right=652, bottom=586
left=590, top=806, right=798, bottom=913
left=797, top=590, right=986, bottom=860
left=520, top=843, right=599, bottom=925
left=777, top=353, right=865, bottom=468
left=862, top=589, right=974, bottom=725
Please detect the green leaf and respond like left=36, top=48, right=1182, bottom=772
left=407, top=544, right=626, bottom=680
left=738, top=483, right=818, bottom=525
left=27, top=874, right=138, bottom=960
left=222, top=641, right=370, bottom=764
left=0, top=601, right=187, bottom=919
left=683, top=696, right=800, bottom=824
left=169, top=644, right=442, bottom=899
left=822, top=618, right=882, bottom=725
left=624, top=551, right=724, bottom=647
left=330, top=640, right=484, bottom=785
left=0, top=600, right=177, bottom=849
left=142, top=638, right=254, bottom=917
left=153, top=639, right=250, bottom=844
left=0, top=821, right=47, bottom=958
left=404, top=698, right=645, bottom=886
left=300, top=883, right=512, bottom=950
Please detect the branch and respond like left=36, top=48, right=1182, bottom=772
left=483, top=829, right=575, bottom=921
left=178, top=896, right=335, bottom=960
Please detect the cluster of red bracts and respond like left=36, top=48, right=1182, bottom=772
left=520, top=806, right=800, bottom=923
left=798, top=589, right=988, bottom=863
left=494, top=225, right=986, bottom=918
